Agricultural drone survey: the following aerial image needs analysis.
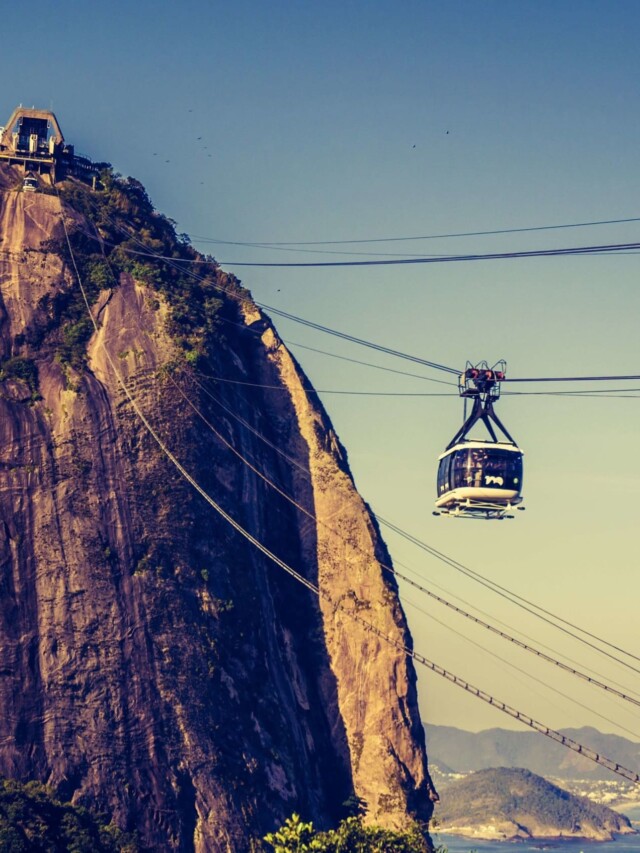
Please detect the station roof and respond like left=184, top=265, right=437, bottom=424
left=0, top=107, right=65, bottom=149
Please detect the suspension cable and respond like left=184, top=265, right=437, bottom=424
left=190, top=215, right=640, bottom=247
left=214, top=241, right=640, bottom=268
left=379, top=517, right=640, bottom=670
left=197, top=372, right=456, bottom=397
left=195, top=369, right=640, bottom=399
left=84, top=228, right=640, bottom=268
left=186, top=372, right=640, bottom=708
left=74, top=233, right=640, bottom=265
left=193, top=371, right=640, bottom=699
left=111, top=232, right=640, bottom=385
left=279, top=338, right=459, bottom=387
left=282, top=338, right=639, bottom=394
left=403, top=595, right=640, bottom=739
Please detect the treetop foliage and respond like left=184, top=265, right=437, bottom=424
left=263, top=812, right=438, bottom=853
left=0, top=778, right=138, bottom=851
left=46, top=170, right=248, bottom=372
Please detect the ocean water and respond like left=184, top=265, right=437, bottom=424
left=435, top=807, right=640, bottom=853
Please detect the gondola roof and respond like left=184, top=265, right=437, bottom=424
left=438, top=440, right=523, bottom=460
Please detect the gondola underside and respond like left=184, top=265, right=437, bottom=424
left=434, top=486, right=523, bottom=519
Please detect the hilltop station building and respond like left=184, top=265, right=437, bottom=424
left=0, top=106, right=105, bottom=184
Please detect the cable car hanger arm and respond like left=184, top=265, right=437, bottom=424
left=445, top=396, right=517, bottom=449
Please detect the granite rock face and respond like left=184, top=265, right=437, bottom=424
left=0, top=166, right=437, bottom=850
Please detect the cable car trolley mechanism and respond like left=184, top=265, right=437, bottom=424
left=434, top=361, right=525, bottom=520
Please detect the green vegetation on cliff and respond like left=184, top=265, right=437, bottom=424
left=0, top=779, right=138, bottom=851
left=42, top=170, right=247, bottom=372
left=0, top=357, right=40, bottom=401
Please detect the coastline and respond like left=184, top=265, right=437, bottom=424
left=435, top=829, right=636, bottom=844
left=435, top=832, right=640, bottom=852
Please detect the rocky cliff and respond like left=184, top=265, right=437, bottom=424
left=0, top=164, right=437, bottom=851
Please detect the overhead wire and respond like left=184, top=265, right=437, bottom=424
left=189, top=215, right=640, bottom=246
left=283, top=337, right=640, bottom=393
left=212, top=314, right=639, bottom=397
left=378, top=517, right=640, bottom=671
left=214, top=241, right=640, bottom=268
left=193, top=371, right=640, bottom=700
left=506, top=375, right=640, bottom=384
left=58, top=201, right=640, bottom=784
left=529, top=393, right=640, bottom=399
left=401, top=594, right=640, bottom=740
left=193, top=242, right=454, bottom=260
left=159, top=309, right=461, bottom=389
left=504, top=388, right=640, bottom=397
left=96, top=235, right=640, bottom=268
left=67, top=209, right=640, bottom=261
left=196, top=371, right=640, bottom=399
left=263, top=338, right=459, bottom=387
left=97, top=222, right=640, bottom=388
left=196, top=372, right=456, bottom=397
left=219, top=319, right=638, bottom=398
left=111, top=204, right=640, bottom=678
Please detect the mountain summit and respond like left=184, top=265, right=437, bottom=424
left=0, top=160, right=437, bottom=850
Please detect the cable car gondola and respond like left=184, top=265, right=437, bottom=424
left=434, top=361, right=524, bottom=520
left=22, top=173, right=38, bottom=193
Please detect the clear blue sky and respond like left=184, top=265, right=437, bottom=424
left=3, top=1, right=640, bottom=740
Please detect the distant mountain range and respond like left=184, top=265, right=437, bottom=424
left=434, top=767, right=635, bottom=841
left=425, top=724, right=640, bottom=781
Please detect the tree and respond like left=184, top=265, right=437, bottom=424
left=263, top=813, right=318, bottom=852
left=263, top=813, right=434, bottom=853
